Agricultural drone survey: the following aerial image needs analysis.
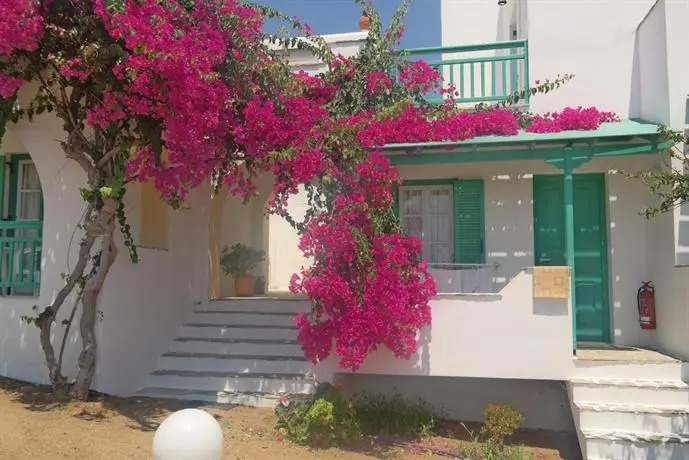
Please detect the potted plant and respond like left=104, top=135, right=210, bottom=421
left=220, top=243, right=266, bottom=297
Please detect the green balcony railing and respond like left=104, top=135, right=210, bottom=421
left=401, top=40, right=530, bottom=105
left=0, top=220, right=42, bottom=295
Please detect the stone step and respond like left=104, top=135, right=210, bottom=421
left=181, top=323, right=299, bottom=341
left=573, top=361, right=684, bottom=381
left=144, top=370, right=316, bottom=394
left=136, top=387, right=309, bottom=407
left=583, top=430, right=689, bottom=460
left=169, top=337, right=304, bottom=357
left=188, top=311, right=296, bottom=327
left=570, top=378, right=689, bottom=406
left=577, top=402, right=689, bottom=434
left=158, top=352, right=313, bottom=375
left=201, top=299, right=309, bottom=315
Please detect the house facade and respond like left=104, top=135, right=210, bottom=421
left=1, top=0, right=688, bottom=458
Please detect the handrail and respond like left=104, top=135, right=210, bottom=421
left=0, top=220, right=43, bottom=230
left=0, top=219, right=42, bottom=294
left=400, top=40, right=528, bottom=56
left=399, top=40, right=530, bottom=106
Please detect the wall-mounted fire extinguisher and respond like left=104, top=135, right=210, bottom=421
left=637, top=281, right=657, bottom=330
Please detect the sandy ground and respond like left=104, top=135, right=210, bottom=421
left=0, top=378, right=579, bottom=459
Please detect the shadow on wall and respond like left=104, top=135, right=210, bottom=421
left=606, top=170, right=655, bottom=348
left=216, top=180, right=272, bottom=298
left=629, top=0, right=670, bottom=123
left=675, top=201, right=689, bottom=265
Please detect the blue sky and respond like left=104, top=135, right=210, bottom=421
left=258, top=0, right=441, bottom=49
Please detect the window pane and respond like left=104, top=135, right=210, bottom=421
left=402, top=190, right=422, bottom=215
left=429, top=244, right=452, bottom=263
left=429, top=215, right=451, bottom=241
left=430, top=189, right=451, bottom=213
left=20, top=163, right=41, bottom=191
left=19, top=191, right=41, bottom=220
left=403, top=216, right=423, bottom=237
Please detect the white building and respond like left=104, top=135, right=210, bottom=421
left=1, top=1, right=688, bottom=458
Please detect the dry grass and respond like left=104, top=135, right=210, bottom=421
left=0, top=377, right=578, bottom=459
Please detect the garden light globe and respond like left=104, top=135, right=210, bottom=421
left=152, top=408, right=223, bottom=460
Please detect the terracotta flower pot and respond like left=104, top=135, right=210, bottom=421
left=234, top=275, right=256, bottom=297
left=358, top=13, right=370, bottom=31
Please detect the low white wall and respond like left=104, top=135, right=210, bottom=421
left=0, top=113, right=210, bottom=396
left=339, top=374, right=577, bottom=433
left=321, top=270, right=574, bottom=381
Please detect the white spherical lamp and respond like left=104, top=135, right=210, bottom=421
left=152, top=408, right=224, bottom=460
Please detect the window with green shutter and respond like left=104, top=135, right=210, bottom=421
left=396, top=179, right=485, bottom=265
left=453, top=179, right=485, bottom=264
left=0, top=153, right=44, bottom=296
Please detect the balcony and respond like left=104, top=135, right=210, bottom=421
left=0, top=220, right=42, bottom=296
left=402, top=40, right=530, bottom=106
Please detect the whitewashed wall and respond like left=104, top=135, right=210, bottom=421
left=634, top=0, right=689, bottom=360
left=0, top=32, right=369, bottom=395
left=266, top=155, right=659, bottom=350
left=395, top=157, right=657, bottom=348
left=0, top=115, right=211, bottom=396
left=437, top=0, right=689, bottom=358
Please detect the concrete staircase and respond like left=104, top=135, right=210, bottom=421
left=568, top=355, right=689, bottom=459
left=137, top=298, right=316, bottom=406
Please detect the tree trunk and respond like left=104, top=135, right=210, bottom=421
left=37, top=204, right=98, bottom=391
left=71, top=198, right=120, bottom=400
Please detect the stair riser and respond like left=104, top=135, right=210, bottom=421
left=579, top=410, right=689, bottom=434
left=158, top=356, right=313, bottom=375
left=189, top=312, right=296, bottom=327
left=138, top=391, right=281, bottom=407
left=180, top=325, right=298, bottom=341
left=586, top=438, right=689, bottom=460
left=145, top=375, right=315, bottom=394
left=201, top=300, right=309, bottom=314
left=572, top=385, right=689, bottom=406
left=170, top=340, right=305, bottom=357
left=573, top=362, right=684, bottom=381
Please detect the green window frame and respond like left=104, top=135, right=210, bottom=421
left=395, top=178, right=485, bottom=264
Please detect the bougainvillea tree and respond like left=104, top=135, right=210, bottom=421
left=0, top=0, right=620, bottom=398
left=631, top=127, right=689, bottom=217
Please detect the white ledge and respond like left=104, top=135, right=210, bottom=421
left=433, top=292, right=502, bottom=299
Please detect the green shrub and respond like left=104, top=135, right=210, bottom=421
left=274, top=383, right=361, bottom=447
left=354, top=392, right=436, bottom=438
left=480, top=404, right=525, bottom=458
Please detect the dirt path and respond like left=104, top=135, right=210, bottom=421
left=0, top=378, right=575, bottom=459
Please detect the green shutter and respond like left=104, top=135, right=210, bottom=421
left=392, top=185, right=399, bottom=219
left=0, top=155, right=4, bottom=219
left=453, top=179, right=485, bottom=264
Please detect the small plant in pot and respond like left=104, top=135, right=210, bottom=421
left=220, top=243, right=266, bottom=297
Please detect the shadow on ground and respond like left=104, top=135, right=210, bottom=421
left=0, top=377, right=233, bottom=432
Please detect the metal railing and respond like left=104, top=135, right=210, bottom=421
left=428, top=263, right=499, bottom=294
left=401, top=40, right=530, bottom=106
left=0, top=220, right=42, bottom=296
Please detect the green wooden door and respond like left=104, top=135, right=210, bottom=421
left=533, top=174, right=610, bottom=343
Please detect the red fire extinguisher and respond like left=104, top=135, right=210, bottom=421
left=637, top=281, right=657, bottom=330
